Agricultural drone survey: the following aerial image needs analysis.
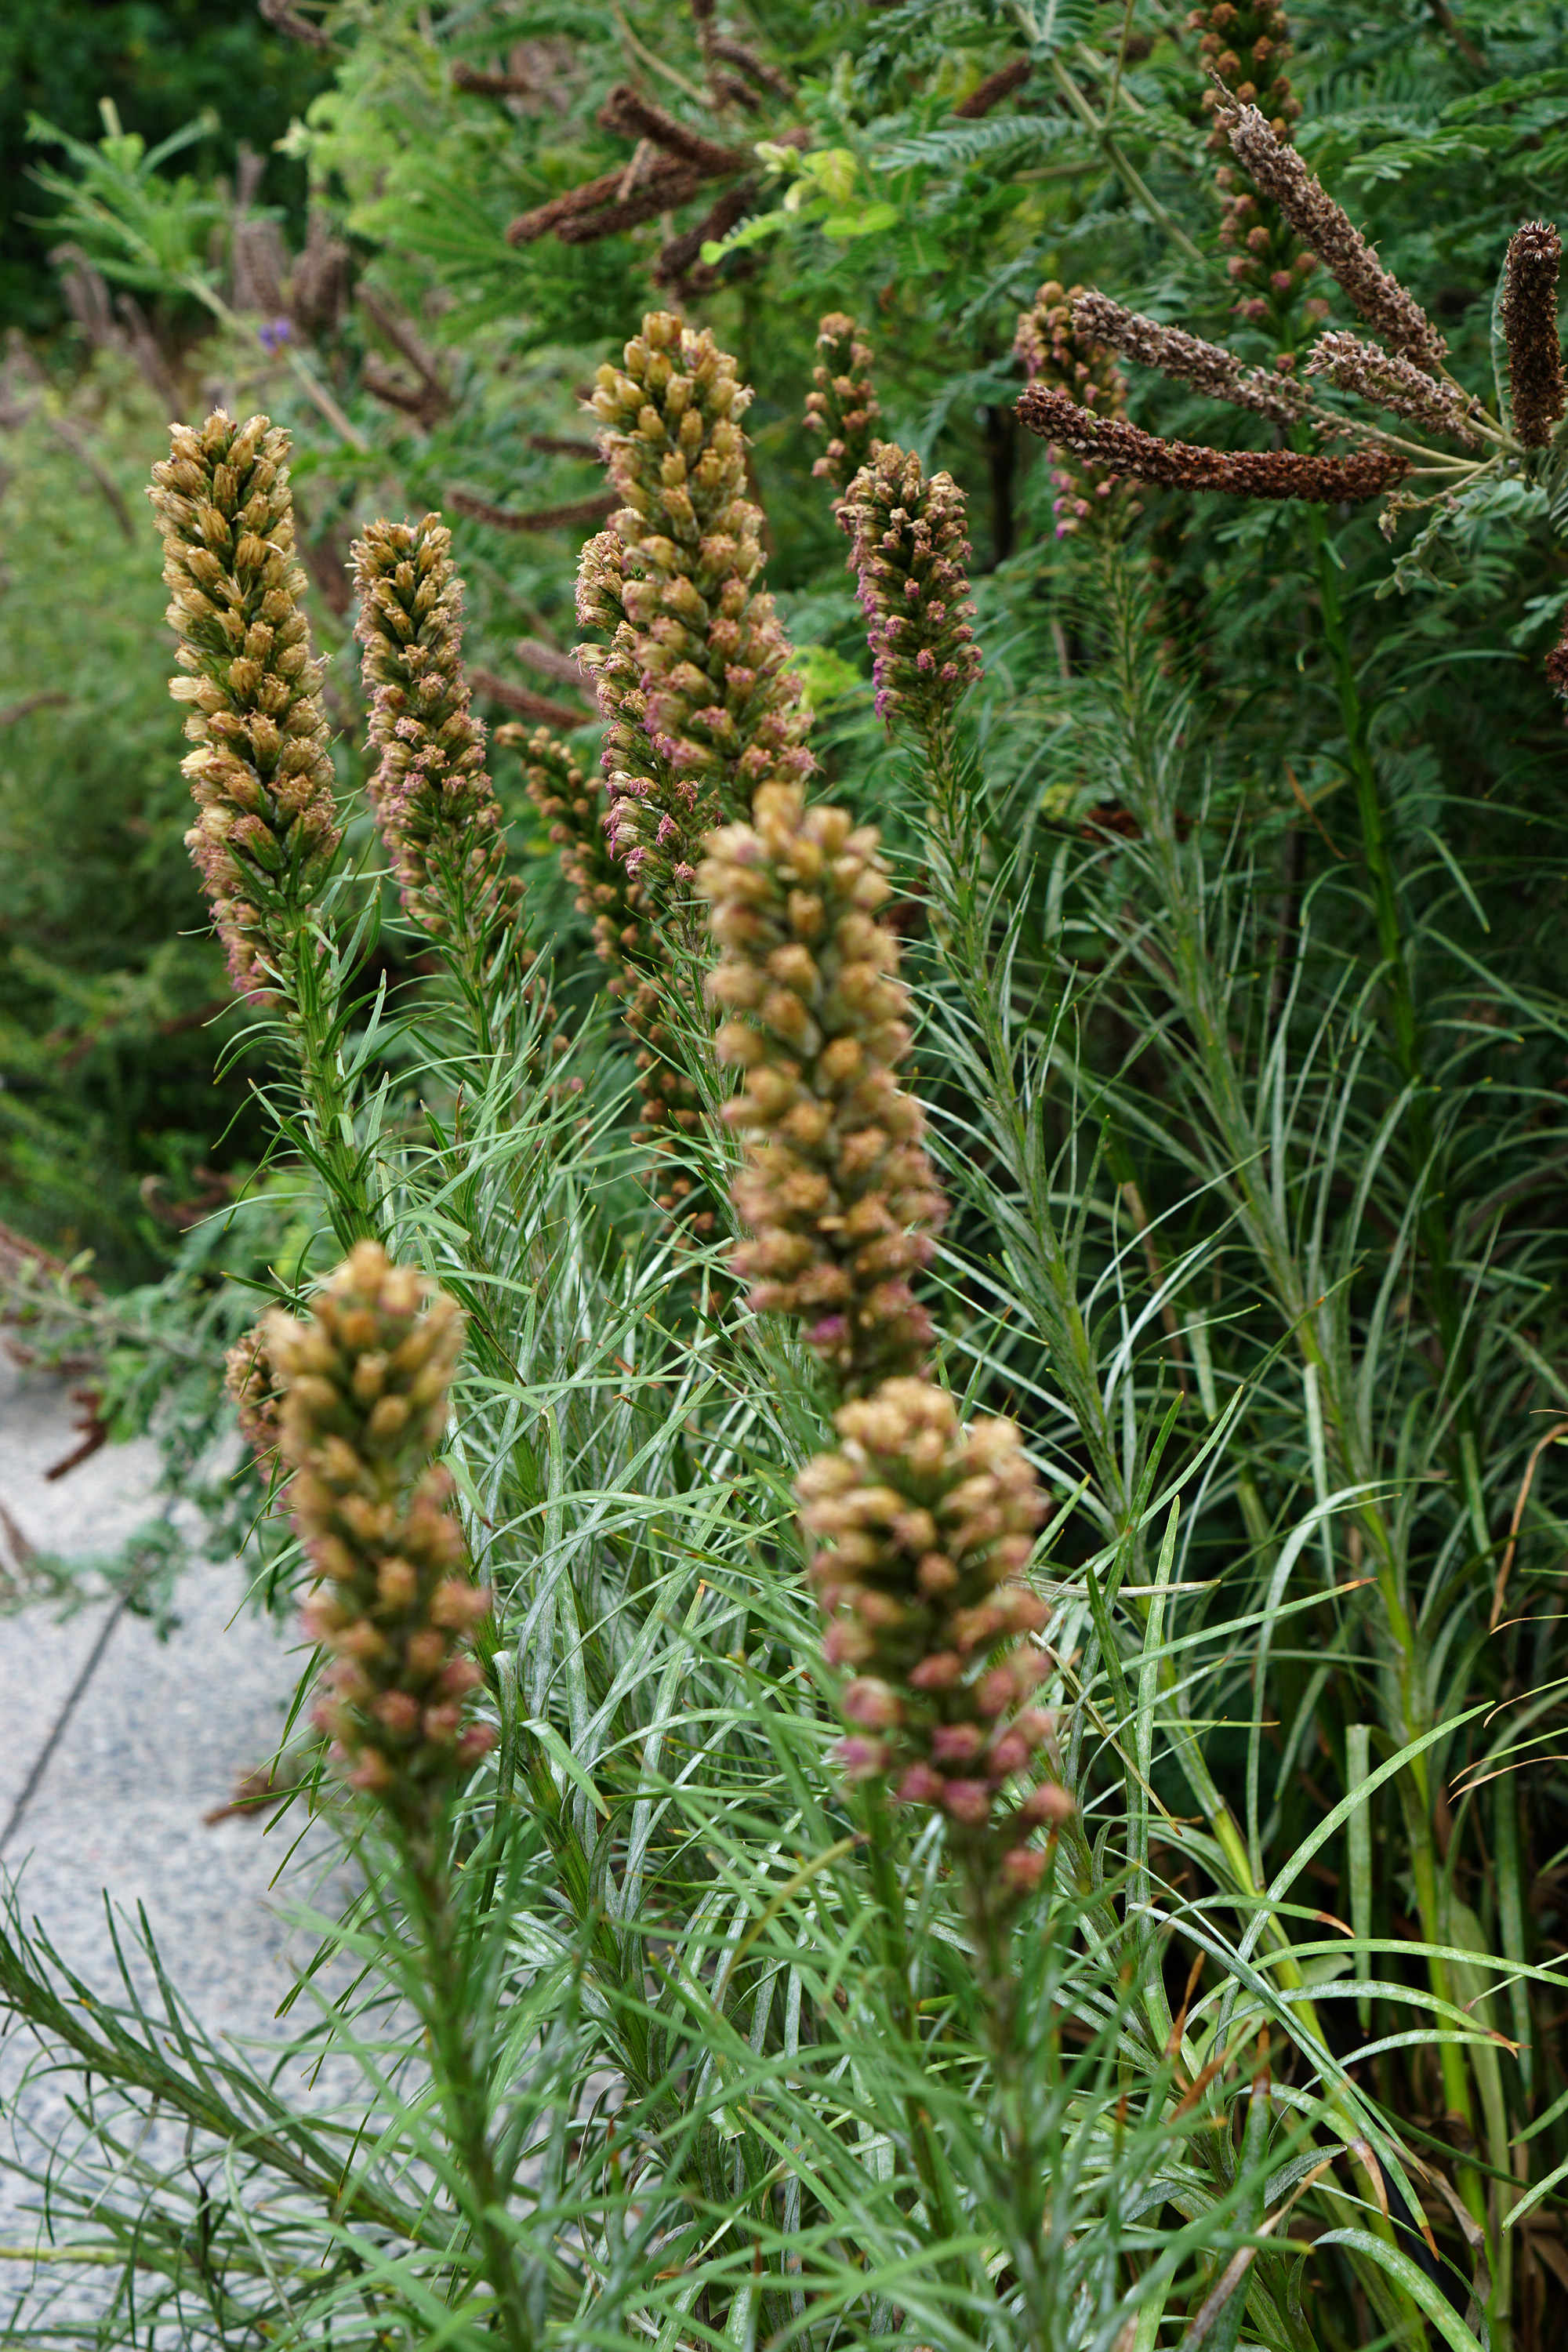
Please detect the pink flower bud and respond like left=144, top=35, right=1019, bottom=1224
left=842, top=1677, right=903, bottom=1730
left=941, top=1780, right=993, bottom=1826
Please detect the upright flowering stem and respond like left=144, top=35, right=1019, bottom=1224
left=837, top=442, right=984, bottom=878
left=354, top=515, right=523, bottom=1058
left=838, top=445, right=982, bottom=752
left=1188, top=2, right=1319, bottom=334
left=268, top=1243, right=528, bottom=2350
left=148, top=411, right=372, bottom=1243
left=698, top=785, right=1070, bottom=2269
left=578, top=315, right=812, bottom=1230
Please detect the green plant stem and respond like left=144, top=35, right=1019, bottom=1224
left=1309, top=515, right=1488, bottom=1549
left=397, top=1817, right=534, bottom=2352
left=856, top=1791, right=963, bottom=2255
left=1307, top=516, right=1490, bottom=2233
left=275, top=901, right=377, bottom=1248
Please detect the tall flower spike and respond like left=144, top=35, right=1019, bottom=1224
left=798, top=1378, right=1068, bottom=1915
left=1501, top=223, right=1566, bottom=450
left=148, top=411, right=342, bottom=1000
left=804, top=313, right=882, bottom=494
left=267, top=1242, right=494, bottom=1807
left=1069, top=290, right=1309, bottom=427
left=352, top=515, right=517, bottom=947
left=837, top=446, right=983, bottom=729
left=582, top=310, right=811, bottom=902
left=1017, top=385, right=1409, bottom=503
left=699, top=782, right=947, bottom=1395
left=1214, top=94, right=1449, bottom=376
left=1014, top=283, right=1142, bottom=540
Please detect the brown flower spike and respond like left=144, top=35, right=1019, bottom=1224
left=268, top=1243, right=493, bottom=1806
left=1017, top=385, right=1408, bottom=503
left=149, top=411, right=342, bottom=1000
left=1501, top=223, right=1566, bottom=450
left=581, top=311, right=811, bottom=900
left=699, top=782, right=947, bottom=1396
left=1069, top=291, right=1308, bottom=428
left=1305, top=330, right=1480, bottom=447
left=1213, top=93, right=1448, bottom=376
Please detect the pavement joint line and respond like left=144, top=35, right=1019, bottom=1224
left=0, top=1512, right=168, bottom=1859
left=0, top=1592, right=129, bottom=1858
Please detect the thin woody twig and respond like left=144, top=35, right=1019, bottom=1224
left=469, top=668, right=586, bottom=731
left=447, top=488, right=617, bottom=534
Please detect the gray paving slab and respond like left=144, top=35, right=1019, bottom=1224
left=0, top=1347, right=345, bottom=2296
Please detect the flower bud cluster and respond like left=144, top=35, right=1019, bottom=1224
left=1014, top=283, right=1142, bottom=539
left=352, top=516, right=517, bottom=945
left=148, top=411, right=342, bottom=1000
left=506, top=721, right=703, bottom=1169
left=1189, top=4, right=1318, bottom=329
left=225, top=1319, right=281, bottom=1470
left=699, top=782, right=947, bottom=1394
left=837, top=445, right=982, bottom=728
left=267, top=1242, right=494, bottom=1803
left=798, top=1377, right=1069, bottom=1904
left=581, top=311, right=811, bottom=901
left=1189, top=0, right=1298, bottom=142
left=804, top=313, right=882, bottom=494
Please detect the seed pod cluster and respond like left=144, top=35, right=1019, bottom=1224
left=1501, top=222, right=1566, bottom=450
left=148, top=410, right=342, bottom=1000
left=267, top=1242, right=494, bottom=1804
